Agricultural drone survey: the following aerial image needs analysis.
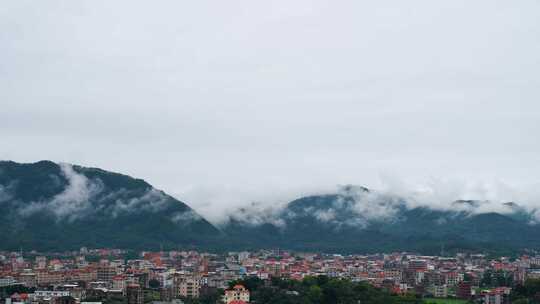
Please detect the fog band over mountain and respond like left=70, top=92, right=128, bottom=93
left=3, top=162, right=539, bottom=227
left=180, top=177, right=540, bottom=226
left=6, top=163, right=196, bottom=225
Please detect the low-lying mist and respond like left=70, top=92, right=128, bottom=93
left=178, top=175, right=540, bottom=227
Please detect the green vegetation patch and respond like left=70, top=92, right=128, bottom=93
left=423, top=298, right=469, bottom=304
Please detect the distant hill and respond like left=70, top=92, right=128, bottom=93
left=222, top=186, right=540, bottom=254
left=1, top=160, right=539, bottom=254
left=0, top=160, right=220, bottom=251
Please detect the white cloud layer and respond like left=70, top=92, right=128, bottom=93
left=180, top=178, right=540, bottom=226
left=18, top=163, right=103, bottom=221
left=5, top=162, right=540, bottom=227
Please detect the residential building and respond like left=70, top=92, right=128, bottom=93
left=224, top=284, right=250, bottom=304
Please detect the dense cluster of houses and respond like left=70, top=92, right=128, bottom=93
left=2, top=248, right=539, bottom=304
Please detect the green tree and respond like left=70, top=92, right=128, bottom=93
left=307, top=285, right=322, bottom=304
left=148, top=279, right=160, bottom=289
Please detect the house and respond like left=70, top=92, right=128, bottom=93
left=224, top=285, right=250, bottom=304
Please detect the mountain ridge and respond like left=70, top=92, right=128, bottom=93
left=0, top=160, right=221, bottom=251
left=1, top=160, right=539, bottom=254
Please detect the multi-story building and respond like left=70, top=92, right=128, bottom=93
left=424, top=271, right=443, bottom=286
left=428, top=284, right=447, bottom=298
left=383, top=269, right=402, bottom=281
left=34, top=290, right=71, bottom=300
left=97, top=265, right=117, bottom=283
left=0, top=276, right=17, bottom=287
left=443, top=271, right=459, bottom=286
left=480, top=287, right=511, bottom=304
left=112, top=275, right=126, bottom=292
left=37, top=271, right=64, bottom=286
left=457, top=281, right=472, bottom=300
left=35, top=256, right=47, bottom=270
left=18, top=272, right=37, bottom=287
left=73, top=268, right=97, bottom=283
left=408, top=260, right=427, bottom=272
left=126, top=284, right=143, bottom=304
left=173, top=274, right=200, bottom=298
left=224, top=284, right=250, bottom=304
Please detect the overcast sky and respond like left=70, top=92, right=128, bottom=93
left=2, top=0, right=540, bottom=222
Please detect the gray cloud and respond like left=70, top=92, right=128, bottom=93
left=171, top=210, right=202, bottom=225
left=105, top=188, right=171, bottom=218
left=1, top=0, right=540, bottom=224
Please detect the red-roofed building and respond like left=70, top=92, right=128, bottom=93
left=480, top=287, right=511, bottom=304
left=224, top=284, right=250, bottom=304
left=112, top=275, right=126, bottom=292
left=11, top=292, right=29, bottom=301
